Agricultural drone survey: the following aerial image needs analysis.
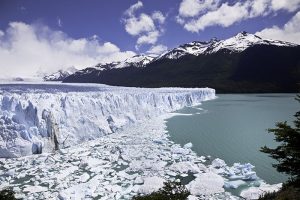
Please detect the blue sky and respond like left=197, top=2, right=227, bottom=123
left=0, top=0, right=299, bottom=78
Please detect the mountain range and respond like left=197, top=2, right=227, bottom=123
left=46, top=32, right=300, bottom=93
left=43, top=66, right=78, bottom=81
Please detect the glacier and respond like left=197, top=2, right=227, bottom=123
left=0, top=83, right=282, bottom=199
left=0, top=83, right=215, bottom=158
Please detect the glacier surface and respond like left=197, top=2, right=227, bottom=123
left=0, top=83, right=215, bottom=157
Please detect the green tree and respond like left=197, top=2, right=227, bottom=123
left=0, top=189, right=16, bottom=200
left=132, top=181, right=190, bottom=200
left=261, top=95, right=300, bottom=185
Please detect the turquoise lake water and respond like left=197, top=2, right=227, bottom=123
left=167, top=94, right=299, bottom=184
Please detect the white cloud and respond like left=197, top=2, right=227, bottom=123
left=0, top=22, right=136, bottom=78
left=0, top=30, right=4, bottom=37
left=177, top=0, right=300, bottom=32
left=122, top=1, right=166, bottom=47
left=125, top=1, right=143, bottom=16
left=184, top=2, right=249, bottom=32
left=146, top=44, right=168, bottom=55
left=124, top=13, right=155, bottom=36
left=136, top=31, right=160, bottom=47
left=152, top=11, right=166, bottom=24
left=249, top=0, right=271, bottom=17
left=271, top=0, right=300, bottom=12
left=256, top=11, right=300, bottom=44
left=179, top=0, right=220, bottom=17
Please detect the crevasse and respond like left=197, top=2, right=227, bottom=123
left=0, top=84, right=215, bottom=157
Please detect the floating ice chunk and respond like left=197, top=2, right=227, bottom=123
left=55, top=165, right=78, bottom=181
left=229, top=163, right=258, bottom=181
left=23, top=185, right=48, bottom=193
left=166, top=171, right=177, bottom=177
left=187, top=195, right=199, bottom=200
left=187, top=172, right=224, bottom=196
left=59, top=175, right=101, bottom=200
left=224, top=180, right=246, bottom=189
left=0, top=182, right=9, bottom=190
left=171, top=146, right=190, bottom=155
left=138, top=176, right=165, bottom=194
left=240, top=183, right=282, bottom=200
left=5, top=169, right=15, bottom=177
left=183, top=142, right=193, bottom=149
left=197, top=163, right=208, bottom=172
left=117, top=171, right=137, bottom=180
left=134, top=177, right=144, bottom=184
left=79, top=173, right=90, bottom=183
left=211, top=158, right=227, bottom=168
left=169, top=161, right=201, bottom=174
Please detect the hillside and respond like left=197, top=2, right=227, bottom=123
left=64, top=32, right=300, bottom=93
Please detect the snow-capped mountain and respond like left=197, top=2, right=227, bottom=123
left=43, top=66, right=77, bottom=81
left=114, top=55, right=155, bottom=68
left=92, top=55, right=154, bottom=70
left=59, top=55, right=154, bottom=79
left=157, top=31, right=297, bottom=60
left=64, top=31, right=300, bottom=93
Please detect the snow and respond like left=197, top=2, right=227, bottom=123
left=114, top=55, right=154, bottom=69
left=74, top=55, right=154, bottom=76
left=158, top=32, right=298, bottom=60
left=43, top=67, right=77, bottom=81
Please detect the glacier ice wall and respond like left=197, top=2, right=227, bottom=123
left=0, top=83, right=215, bottom=157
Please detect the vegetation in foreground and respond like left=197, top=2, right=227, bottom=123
left=0, top=189, right=16, bottom=200
left=259, top=95, right=300, bottom=199
left=132, top=181, right=190, bottom=200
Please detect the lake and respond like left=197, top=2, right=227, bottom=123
left=167, top=94, right=299, bottom=184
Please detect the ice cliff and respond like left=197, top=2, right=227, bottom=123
left=0, top=83, right=215, bottom=158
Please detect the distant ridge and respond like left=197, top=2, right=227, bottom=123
left=63, top=32, right=300, bottom=93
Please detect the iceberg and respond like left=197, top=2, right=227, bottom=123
left=187, top=172, right=225, bottom=196
left=240, top=182, right=282, bottom=200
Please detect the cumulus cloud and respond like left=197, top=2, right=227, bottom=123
left=146, top=44, right=168, bottom=55
left=179, top=0, right=220, bottom=17
left=136, top=31, right=160, bottom=46
left=152, top=11, right=166, bottom=24
left=0, top=22, right=135, bottom=78
left=184, top=2, right=249, bottom=32
left=124, top=13, right=155, bottom=36
left=177, top=0, right=300, bottom=32
left=271, top=0, right=300, bottom=12
left=124, top=1, right=143, bottom=16
left=122, top=1, right=166, bottom=48
left=256, top=11, right=300, bottom=44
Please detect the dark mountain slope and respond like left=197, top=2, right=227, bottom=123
left=64, top=44, right=300, bottom=93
